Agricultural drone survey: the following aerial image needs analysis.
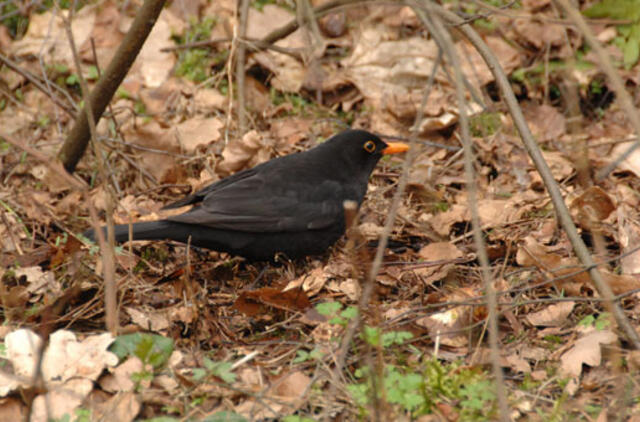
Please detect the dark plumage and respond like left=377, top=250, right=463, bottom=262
left=84, top=129, right=408, bottom=261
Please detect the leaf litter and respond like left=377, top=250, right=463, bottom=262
left=1, top=0, right=640, bottom=419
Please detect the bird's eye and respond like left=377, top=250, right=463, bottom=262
left=363, top=140, right=376, bottom=153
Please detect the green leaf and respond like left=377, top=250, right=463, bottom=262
left=381, top=331, right=413, bottom=348
left=87, top=65, right=99, bottom=80
left=340, top=306, right=358, bottom=320
left=65, top=74, right=79, bottom=85
left=584, top=0, right=640, bottom=20
left=293, top=350, right=310, bottom=363
left=201, top=412, right=248, bottom=422
left=362, top=326, right=381, bottom=347
left=203, top=358, right=236, bottom=383
left=316, top=301, right=342, bottom=316
left=623, top=24, right=640, bottom=68
left=109, top=333, right=173, bottom=369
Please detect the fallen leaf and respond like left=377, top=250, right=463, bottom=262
left=233, top=287, right=311, bottom=316
left=560, top=329, right=617, bottom=377
left=609, top=141, right=640, bottom=177
left=525, top=301, right=575, bottom=327
left=571, top=186, right=616, bottom=230
left=88, top=391, right=141, bottom=422
left=174, top=117, right=224, bottom=152
left=11, top=7, right=96, bottom=65
left=99, top=357, right=142, bottom=393
left=30, top=379, right=94, bottom=422
left=517, top=237, right=640, bottom=295
left=217, top=130, right=273, bottom=175
left=125, top=307, right=170, bottom=332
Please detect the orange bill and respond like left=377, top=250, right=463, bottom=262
left=382, top=142, right=409, bottom=155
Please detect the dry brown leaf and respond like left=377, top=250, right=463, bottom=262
left=514, top=19, right=567, bottom=50
left=618, top=208, right=640, bottom=275
left=247, top=5, right=308, bottom=92
left=570, top=186, right=616, bottom=230
left=42, top=331, right=118, bottom=383
left=560, top=329, right=618, bottom=377
left=523, top=0, right=551, bottom=10
left=31, top=379, right=94, bottom=422
left=517, top=237, right=640, bottom=294
left=11, top=7, right=96, bottom=65
left=89, top=391, right=140, bottom=422
left=342, top=24, right=446, bottom=133
left=2, top=329, right=118, bottom=420
left=14, top=266, right=57, bottom=296
left=121, top=121, right=181, bottom=182
left=429, top=204, right=469, bottom=237
left=132, top=8, right=181, bottom=87
left=233, top=287, right=311, bottom=316
left=235, top=370, right=311, bottom=419
left=284, top=267, right=329, bottom=296
left=610, top=141, right=640, bottom=177
left=174, top=117, right=224, bottom=152
left=217, top=130, right=273, bottom=175
left=416, top=287, right=480, bottom=348
left=138, top=78, right=185, bottom=115
left=125, top=307, right=170, bottom=332
left=0, top=398, right=26, bottom=421
left=477, top=199, right=517, bottom=227
left=522, top=103, right=567, bottom=143
left=270, top=119, right=312, bottom=146
left=525, top=301, right=575, bottom=327
left=194, top=88, right=228, bottom=111
left=458, top=36, right=521, bottom=88
left=414, top=242, right=463, bottom=284
left=99, top=357, right=142, bottom=393
left=80, top=1, right=123, bottom=65
left=326, top=278, right=361, bottom=301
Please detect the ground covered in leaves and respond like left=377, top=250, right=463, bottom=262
left=1, top=0, right=640, bottom=420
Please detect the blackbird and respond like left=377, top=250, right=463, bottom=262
left=84, top=129, right=408, bottom=261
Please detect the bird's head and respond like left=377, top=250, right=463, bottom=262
left=322, top=129, right=409, bottom=176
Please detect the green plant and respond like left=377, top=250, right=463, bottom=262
left=315, top=301, right=357, bottom=327
left=578, top=312, right=611, bottom=330
left=269, top=88, right=313, bottom=116
left=348, top=356, right=497, bottom=418
left=293, top=347, right=324, bottom=363
left=470, top=112, right=502, bottom=137
left=109, top=333, right=174, bottom=389
left=585, top=0, right=640, bottom=69
left=192, top=357, right=237, bottom=383
left=0, top=1, right=29, bottom=38
left=174, top=17, right=217, bottom=82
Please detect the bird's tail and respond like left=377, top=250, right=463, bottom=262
left=83, top=220, right=187, bottom=244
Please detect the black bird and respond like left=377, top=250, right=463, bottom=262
left=84, top=129, right=408, bottom=261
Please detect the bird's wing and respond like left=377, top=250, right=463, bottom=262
left=166, top=169, right=350, bottom=232
left=162, top=168, right=259, bottom=210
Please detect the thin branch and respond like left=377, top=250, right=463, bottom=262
left=63, top=3, right=118, bottom=334
left=57, top=0, right=167, bottom=173
left=0, top=52, right=76, bottom=116
left=235, top=0, right=250, bottom=134
left=549, top=0, right=640, bottom=181
left=428, top=2, right=640, bottom=348
left=418, top=3, right=509, bottom=418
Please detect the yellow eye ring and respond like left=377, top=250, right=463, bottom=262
left=363, top=140, right=376, bottom=153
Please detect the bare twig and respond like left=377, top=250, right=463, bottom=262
left=63, top=5, right=118, bottom=334
left=549, top=0, right=640, bottom=181
left=417, top=3, right=509, bottom=418
left=57, top=0, right=167, bottom=173
left=0, top=52, right=76, bottom=116
left=429, top=2, right=640, bottom=348
left=235, top=0, right=251, bottom=134
left=331, top=20, right=442, bottom=398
